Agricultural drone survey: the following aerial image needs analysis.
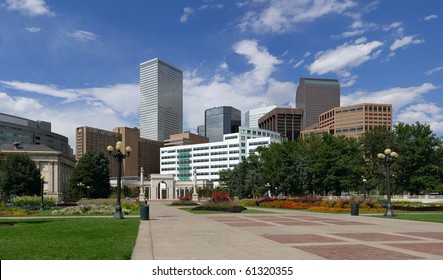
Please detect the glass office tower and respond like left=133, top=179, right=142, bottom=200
left=296, top=78, right=340, bottom=129
left=140, top=58, right=183, bottom=141
left=205, top=106, right=241, bottom=142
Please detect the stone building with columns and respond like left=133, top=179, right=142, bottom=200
left=0, top=143, right=76, bottom=202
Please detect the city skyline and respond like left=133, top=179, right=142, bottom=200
left=0, top=0, right=442, bottom=147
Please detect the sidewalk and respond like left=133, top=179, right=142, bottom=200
left=131, top=201, right=443, bottom=260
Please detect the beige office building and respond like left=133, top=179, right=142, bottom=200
left=258, top=108, right=304, bottom=141
left=164, top=132, right=209, bottom=147
left=76, top=126, right=163, bottom=177
left=301, top=103, right=392, bottom=138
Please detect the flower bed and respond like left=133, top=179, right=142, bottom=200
left=242, top=197, right=384, bottom=213
left=51, top=204, right=132, bottom=216
left=192, top=190, right=247, bottom=213
left=170, top=195, right=199, bottom=206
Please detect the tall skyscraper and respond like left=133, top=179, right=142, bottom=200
left=205, top=106, right=241, bottom=142
left=296, top=78, right=340, bottom=129
left=140, top=58, right=183, bottom=142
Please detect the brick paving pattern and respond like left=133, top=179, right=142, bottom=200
left=386, top=243, right=443, bottom=257
left=202, top=214, right=443, bottom=259
left=293, top=244, right=424, bottom=260
left=400, top=232, right=443, bottom=240
left=263, top=234, right=342, bottom=244
left=333, top=232, right=422, bottom=241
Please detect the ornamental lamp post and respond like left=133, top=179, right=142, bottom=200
left=107, top=141, right=132, bottom=219
left=362, top=178, right=367, bottom=198
left=40, top=175, right=45, bottom=210
left=377, top=148, right=399, bottom=217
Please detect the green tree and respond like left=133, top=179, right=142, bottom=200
left=0, top=153, right=41, bottom=196
left=394, top=122, right=442, bottom=194
left=68, top=151, right=111, bottom=201
left=360, top=126, right=394, bottom=195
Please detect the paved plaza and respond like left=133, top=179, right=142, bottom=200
left=131, top=201, right=443, bottom=260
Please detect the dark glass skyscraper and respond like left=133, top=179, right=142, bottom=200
left=296, top=78, right=340, bottom=129
left=204, top=106, right=241, bottom=142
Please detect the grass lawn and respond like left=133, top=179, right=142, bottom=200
left=0, top=218, right=140, bottom=260
left=381, top=212, right=443, bottom=223
left=179, top=207, right=280, bottom=214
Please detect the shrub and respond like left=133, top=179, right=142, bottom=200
left=179, top=195, right=192, bottom=201
left=51, top=204, right=132, bottom=216
left=170, top=200, right=199, bottom=206
left=210, top=190, right=230, bottom=203
left=192, top=204, right=247, bottom=213
left=11, top=196, right=56, bottom=208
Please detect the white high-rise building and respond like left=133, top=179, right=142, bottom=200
left=160, top=127, right=283, bottom=183
left=140, top=58, right=183, bottom=141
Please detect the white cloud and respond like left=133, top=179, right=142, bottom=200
left=183, top=39, right=296, bottom=131
left=199, top=3, right=224, bottom=10
left=390, top=35, right=424, bottom=51
left=341, top=83, right=438, bottom=112
left=0, top=80, right=78, bottom=101
left=69, top=30, right=99, bottom=42
left=426, top=66, right=443, bottom=76
left=333, top=19, right=378, bottom=39
left=423, top=15, right=438, bottom=21
left=293, top=59, right=304, bottom=69
left=0, top=82, right=139, bottom=147
left=0, top=92, right=43, bottom=113
left=4, top=0, right=54, bottom=16
left=24, top=27, right=41, bottom=32
left=308, top=39, right=383, bottom=76
left=0, top=81, right=139, bottom=118
left=238, top=0, right=356, bottom=33
left=383, top=21, right=402, bottom=31
left=397, top=103, right=443, bottom=133
left=180, top=7, right=194, bottom=23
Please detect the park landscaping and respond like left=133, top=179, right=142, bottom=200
left=0, top=218, right=139, bottom=260
left=240, top=196, right=443, bottom=214
left=241, top=196, right=385, bottom=213
left=0, top=198, right=141, bottom=217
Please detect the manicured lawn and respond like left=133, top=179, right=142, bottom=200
left=382, top=212, right=443, bottom=223
left=0, top=218, right=140, bottom=260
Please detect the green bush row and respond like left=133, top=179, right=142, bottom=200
left=11, top=196, right=56, bottom=207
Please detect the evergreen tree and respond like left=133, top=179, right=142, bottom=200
left=68, top=151, right=111, bottom=201
left=0, top=153, right=41, bottom=196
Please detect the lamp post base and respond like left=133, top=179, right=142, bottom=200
left=384, top=204, right=395, bottom=216
left=192, top=193, right=198, bottom=201
left=114, top=205, right=124, bottom=219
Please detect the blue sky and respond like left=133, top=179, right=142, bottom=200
left=0, top=0, right=442, bottom=148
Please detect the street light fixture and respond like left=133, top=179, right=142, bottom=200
left=40, top=175, right=45, bottom=210
left=377, top=148, right=399, bottom=216
left=362, top=178, right=367, bottom=198
left=107, top=141, right=132, bottom=219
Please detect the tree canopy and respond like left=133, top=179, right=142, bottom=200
left=67, top=151, right=111, bottom=201
left=220, top=122, right=443, bottom=198
left=0, top=153, right=41, bottom=196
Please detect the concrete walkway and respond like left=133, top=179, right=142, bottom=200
left=131, top=201, right=443, bottom=260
